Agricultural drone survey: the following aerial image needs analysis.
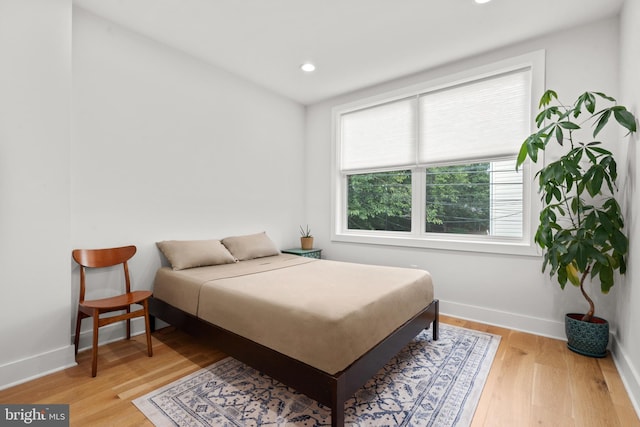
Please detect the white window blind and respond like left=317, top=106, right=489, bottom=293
left=341, top=97, right=415, bottom=171
left=418, top=69, right=531, bottom=164
left=489, top=159, right=523, bottom=237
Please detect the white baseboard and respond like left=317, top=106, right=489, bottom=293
left=439, top=299, right=566, bottom=339
left=0, top=318, right=150, bottom=391
left=610, top=335, right=640, bottom=419
left=0, top=345, right=76, bottom=391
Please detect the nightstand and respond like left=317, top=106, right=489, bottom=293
left=281, top=248, right=322, bottom=259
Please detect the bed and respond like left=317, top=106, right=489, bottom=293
left=148, top=233, right=438, bottom=427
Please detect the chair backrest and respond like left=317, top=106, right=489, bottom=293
left=72, top=246, right=137, bottom=303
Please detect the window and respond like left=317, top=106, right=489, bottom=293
left=333, top=52, right=544, bottom=255
left=348, top=170, right=412, bottom=231
left=424, top=160, right=523, bottom=237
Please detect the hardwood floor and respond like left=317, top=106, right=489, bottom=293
left=445, top=316, right=640, bottom=427
left=1, top=315, right=638, bottom=426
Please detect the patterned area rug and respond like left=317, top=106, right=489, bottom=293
left=134, top=324, right=500, bottom=426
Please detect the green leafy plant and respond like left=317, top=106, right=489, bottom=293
left=299, top=225, right=312, bottom=238
left=517, top=90, right=636, bottom=322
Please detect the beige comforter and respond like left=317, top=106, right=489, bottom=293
left=153, top=254, right=434, bottom=374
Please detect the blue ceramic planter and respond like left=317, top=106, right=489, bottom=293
left=565, top=313, right=609, bottom=358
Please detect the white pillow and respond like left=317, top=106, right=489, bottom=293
left=221, top=232, right=280, bottom=261
left=156, top=239, right=237, bottom=270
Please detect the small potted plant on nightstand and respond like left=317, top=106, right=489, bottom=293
left=300, top=225, right=314, bottom=250
left=517, top=89, right=636, bottom=357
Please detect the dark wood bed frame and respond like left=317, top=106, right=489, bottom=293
left=148, top=296, right=439, bottom=427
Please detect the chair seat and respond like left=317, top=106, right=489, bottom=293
left=80, top=290, right=152, bottom=311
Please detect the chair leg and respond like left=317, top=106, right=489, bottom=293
left=74, top=311, right=82, bottom=355
left=91, top=311, right=99, bottom=377
left=126, top=307, right=131, bottom=340
left=143, top=300, right=153, bottom=357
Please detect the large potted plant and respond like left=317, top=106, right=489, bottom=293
left=517, top=90, right=636, bottom=357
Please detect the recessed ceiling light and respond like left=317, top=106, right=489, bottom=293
left=474, top=0, right=492, bottom=3
left=300, top=62, right=316, bottom=72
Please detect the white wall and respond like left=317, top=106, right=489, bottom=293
left=0, top=0, right=75, bottom=387
left=71, top=8, right=306, bottom=347
left=617, top=0, right=640, bottom=413
left=0, top=3, right=306, bottom=389
left=306, top=18, right=620, bottom=339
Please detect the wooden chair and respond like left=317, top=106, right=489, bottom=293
left=72, top=245, right=153, bottom=377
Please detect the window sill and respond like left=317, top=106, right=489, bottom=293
left=332, top=231, right=540, bottom=257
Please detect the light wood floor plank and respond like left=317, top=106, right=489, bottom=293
left=532, top=363, right=572, bottom=418
left=0, top=316, right=637, bottom=427
left=568, top=354, right=623, bottom=427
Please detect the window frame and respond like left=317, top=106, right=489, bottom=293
left=331, top=51, right=545, bottom=256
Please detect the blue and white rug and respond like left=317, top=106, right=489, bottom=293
left=133, top=324, right=500, bottom=426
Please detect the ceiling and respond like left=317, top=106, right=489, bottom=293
left=73, top=0, right=624, bottom=105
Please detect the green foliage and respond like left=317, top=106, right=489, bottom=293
left=347, top=171, right=412, bottom=231
left=347, top=166, right=493, bottom=234
left=425, top=163, right=491, bottom=234
left=299, top=224, right=312, bottom=238
left=517, top=90, right=636, bottom=320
